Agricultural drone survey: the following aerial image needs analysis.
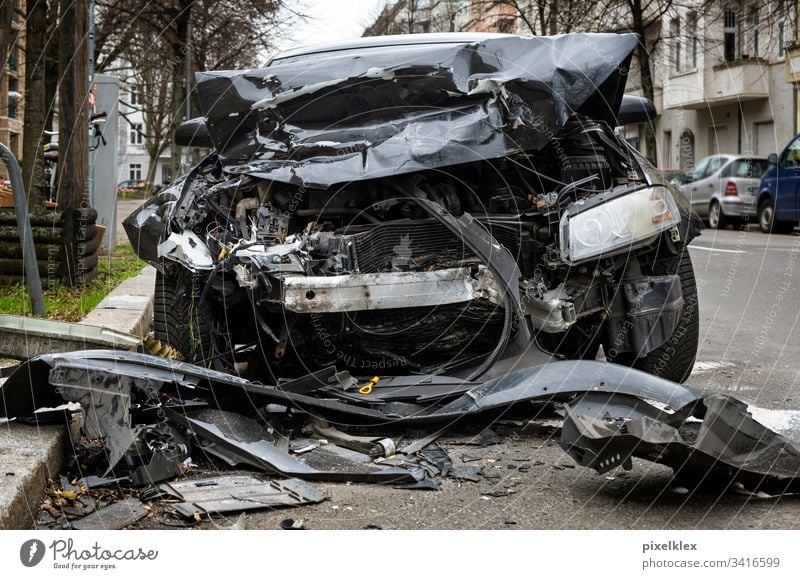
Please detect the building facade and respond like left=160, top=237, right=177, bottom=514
left=116, top=79, right=172, bottom=188
left=639, top=1, right=798, bottom=170
left=363, top=1, right=472, bottom=36
left=0, top=0, right=26, bottom=163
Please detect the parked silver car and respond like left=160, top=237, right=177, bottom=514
left=681, top=155, right=768, bottom=229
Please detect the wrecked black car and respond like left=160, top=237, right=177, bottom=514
left=125, top=32, right=702, bottom=385
left=8, top=35, right=800, bottom=526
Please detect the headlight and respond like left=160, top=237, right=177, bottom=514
left=559, top=186, right=681, bottom=263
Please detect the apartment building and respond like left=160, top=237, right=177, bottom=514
left=117, top=79, right=172, bottom=188
left=363, top=1, right=472, bottom=36
left=0, top=0, right=26, bottom=162
left=636, top=1, right=798, bottom=170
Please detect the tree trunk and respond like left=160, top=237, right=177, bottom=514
left=631, top=0, right=657, bottom=164
left=44, top=12, right=59, bottom=136
left=22, top=0, right=48, bottom=209
left=548, top=0, right=557, bottom=35
left=0, top=3, right=13, bottom=140
left=169, top=1, right=193, bottom=179
left=537, top=1, right=546, bottom=34
left=56, top=0, right=89, bottom=286
left=146, top=141, right=169, bottom=187
left=0, top=4, right=10, bottom=70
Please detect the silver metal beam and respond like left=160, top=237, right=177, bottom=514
left=281, top=267, right=482, bottom=313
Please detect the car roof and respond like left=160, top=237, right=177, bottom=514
left=699, top=154, right=766, bottom=164
left=269, top=32, right=521, bottom=64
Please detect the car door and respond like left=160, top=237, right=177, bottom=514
left=688, top=156, right=723, bottom=217
left=777, top=136, right=800, bottom=221
left=703, top=156, right=727, bottom=209
left=684, top=157, right=711, bottom=216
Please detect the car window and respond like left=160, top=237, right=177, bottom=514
left=723, top=159, right=768, bottom=178
left=780, top=137, right=800, bottom=167
left=691, top=157, right=710, bottom=181
left=704, top=156, right=724, bottom=177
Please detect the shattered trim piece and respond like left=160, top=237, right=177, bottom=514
left=157, top=475, right=326, bottom=518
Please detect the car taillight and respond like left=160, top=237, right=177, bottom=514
left=724, top=181, right=738, bottom=196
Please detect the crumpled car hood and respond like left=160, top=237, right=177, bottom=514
left=195, top=33, right=638, bottom=188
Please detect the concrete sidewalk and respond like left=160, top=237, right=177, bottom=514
left=0, top=266, right=155, bottom=529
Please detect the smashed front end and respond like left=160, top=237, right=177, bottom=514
left=125, top=33, right=701, bottom=382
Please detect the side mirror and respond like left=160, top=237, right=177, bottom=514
left=174, top=117, right=213, bottom=148
left=767, top=153, right=778, bottom=166
left=617, top=95, right=657, bottom=125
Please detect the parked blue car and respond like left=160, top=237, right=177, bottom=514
left=757, top=136, right=800, bottom=234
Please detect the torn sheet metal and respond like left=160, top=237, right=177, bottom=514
left=167, top=409, right=417, bottom=484
left=8, top=348, right=800, bottom=493
left=0, top=351, right=699, bottom=427
left=561, top=392, right=800, bottom=494
left=157, top=475, right=326, bottom=518
left=157, top=231, right=214, bottom=270
left=196, top=33, right=637, bottom=188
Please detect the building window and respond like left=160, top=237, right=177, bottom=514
left=128, top=86, right=140, bottom=106
left=8, top=78, right=19, bottom=119
left=749, top=5, right=759, bottom=57
left=161, top=165, right=173, bottom=185
left=130, top=123, right=144, bottom=145
left=724, top=8, right=739, bottom=61
left=778, top=1, right=786, bottom=57
left=687, top=12, right=698, bottom=68
left=496, top=17, right=514, bottom=33
left=129, top=163, right=142, bottom=181
left=8, top=44, right=19, bottom=71
left=671, top=18, right=681, bottom=72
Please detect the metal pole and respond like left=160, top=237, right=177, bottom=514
left=88, top=0, right=96, bottom=206
left=0, top=143, right=46, bottom=316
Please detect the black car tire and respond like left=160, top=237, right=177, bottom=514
left=611, top=252, right=699, bottom=383
left=153, top=269, right=214, bottom=362
left=707, top=200, right=729, bottom=230
left=758, top=199, right=797, bottom=234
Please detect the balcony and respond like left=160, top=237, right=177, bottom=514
left=663, top=69, right=704, bottom=109
left=785, top=44, right=800, bottom=82
left=664, top=59, right=769, bottom=110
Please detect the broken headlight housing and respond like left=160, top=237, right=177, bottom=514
left=559, top=186, right=681, bottom=264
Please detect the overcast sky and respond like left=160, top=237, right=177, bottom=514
left=273, top=0, right=388, bottom=56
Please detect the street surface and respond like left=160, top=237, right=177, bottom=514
left=115, top=199, right=143, bottom=245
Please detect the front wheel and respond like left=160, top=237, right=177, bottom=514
left=759, top=199, right=796, bottom=234
left=153, top=269, right=215, bottom=363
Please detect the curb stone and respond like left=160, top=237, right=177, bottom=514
left=0, top=265, right=155, bottom=529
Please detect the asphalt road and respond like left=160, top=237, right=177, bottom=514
left=688, top=226, right=800, bottom=407
left=165, top=226, right=800, bottom=531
